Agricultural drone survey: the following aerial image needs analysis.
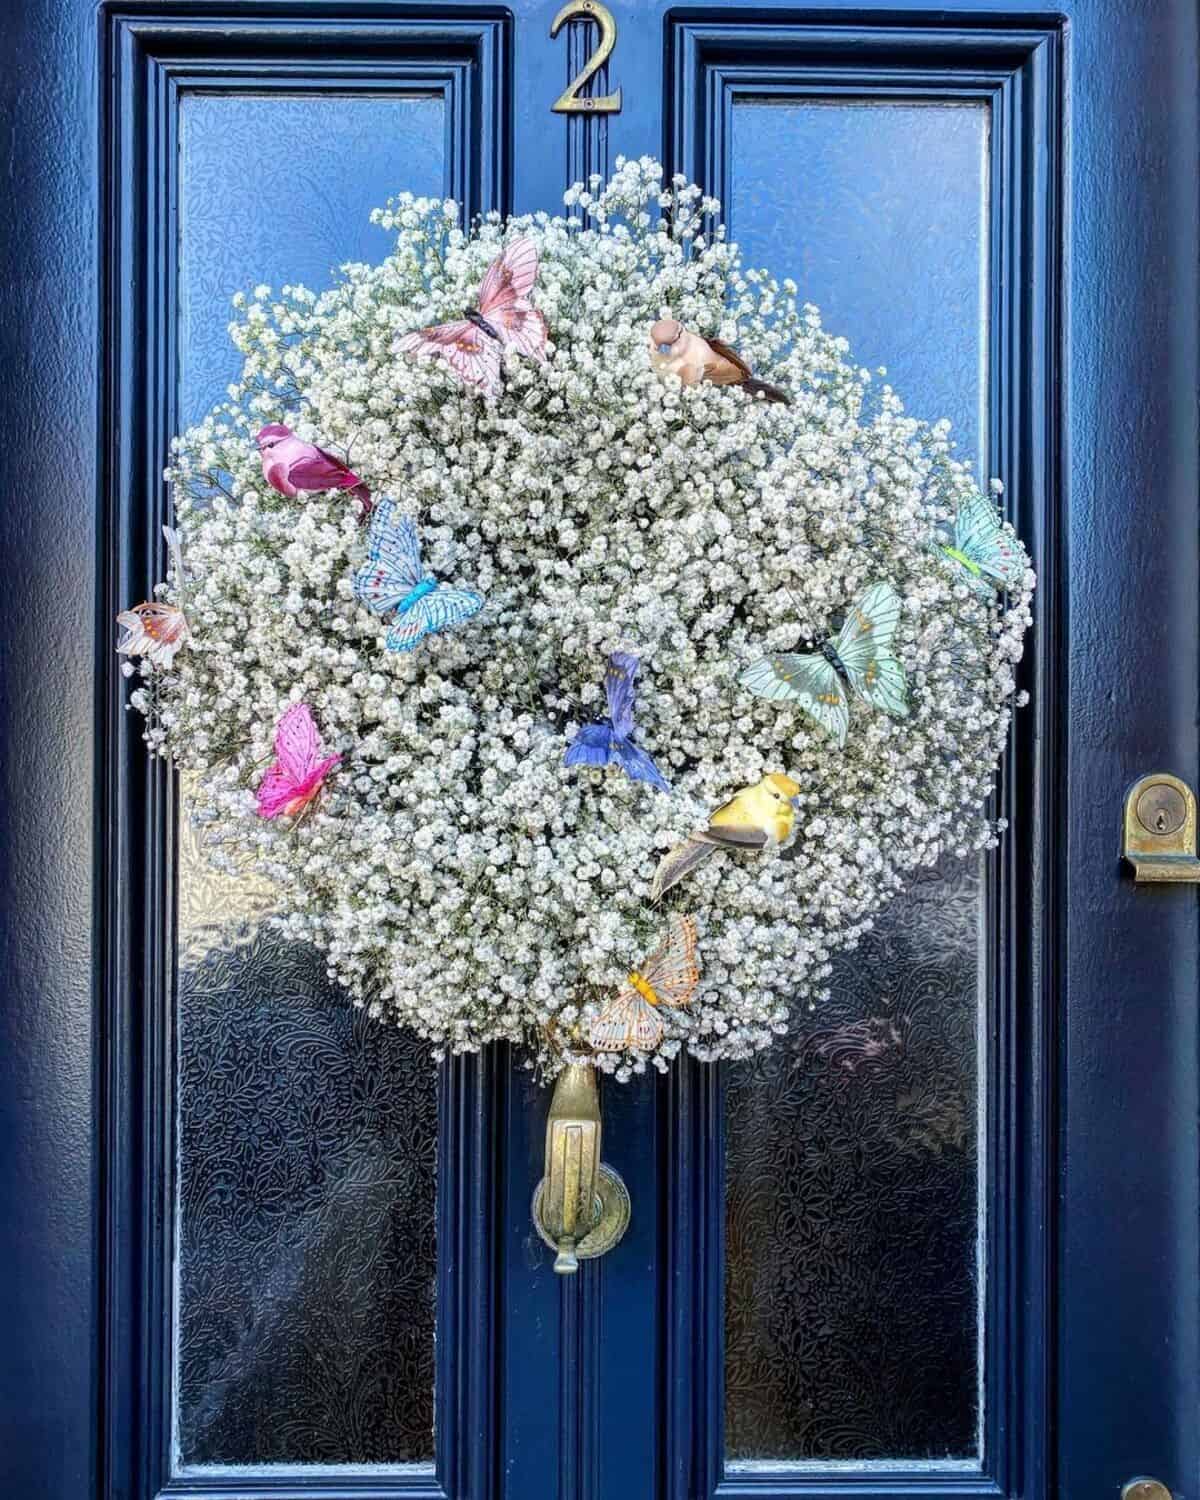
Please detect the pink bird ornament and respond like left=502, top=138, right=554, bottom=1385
left=256, top=424, right=372, bottom=518
left=648, top=318, right=789, bottom=404
left=256, top=703, right=342, bottom=820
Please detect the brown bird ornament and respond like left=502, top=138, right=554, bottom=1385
left=648, top=318, right=789, bottom=404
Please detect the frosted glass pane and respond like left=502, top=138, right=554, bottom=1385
left=723, top=98, right=990, bottom=1466
left=178, top=93, right=444, bottom=425
left=173, top=92, right=445, bottom=1468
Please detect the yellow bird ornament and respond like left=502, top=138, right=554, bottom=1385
left=648, top=318, right=790, bottom=403
left=650, top=772, right=801, bottom=901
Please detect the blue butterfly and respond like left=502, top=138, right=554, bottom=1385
left=353, top=497, right=484, bottom=653
left=564, top=652, right=671, bottom=794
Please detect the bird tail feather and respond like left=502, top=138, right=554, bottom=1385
left=351, top=483, right=373, bottom=522
left=651, top=836, right=719, bottom=901
left=742, top=378, right=789, bottom=405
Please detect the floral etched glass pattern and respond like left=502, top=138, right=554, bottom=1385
left=723, top=98, right=991, bottom=1464
left=178, top=92, right=445, bottom=426
left=173, top=92, right=445, bottom=1467
left=176, top=926, right=438, bottom=1465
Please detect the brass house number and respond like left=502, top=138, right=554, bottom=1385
left=550, top=0, right=622, bottom=114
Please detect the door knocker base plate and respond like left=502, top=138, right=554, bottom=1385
left=532, top=1163, right=631, bottom=1263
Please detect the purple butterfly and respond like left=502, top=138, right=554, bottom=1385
left=564, top=652, right=671, bottom=794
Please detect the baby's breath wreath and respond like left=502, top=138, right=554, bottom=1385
left=125, top=159, right=1033, bottom=1080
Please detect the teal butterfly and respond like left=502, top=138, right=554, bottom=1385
left=939, top=493, right=1024, bottom=596
left=739, top=581, right=909, bottom=748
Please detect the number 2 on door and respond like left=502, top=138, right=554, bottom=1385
left=550, top=0, right=622, bottom=114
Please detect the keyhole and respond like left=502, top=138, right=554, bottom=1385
left=1134, top=781, right=1188, bottom=837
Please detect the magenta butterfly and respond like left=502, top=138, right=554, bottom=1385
left=256, top=703, right=342, bottom=820
left=394, top=237, right=548, bottom=397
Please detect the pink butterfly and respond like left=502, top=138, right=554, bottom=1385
left=116, top=524, right=191, bottom=667
left=256, top=703, right=342, bottom=820
left=116, top=602, right=189, bottom=667
left=394, top=236, right=548, bottom=397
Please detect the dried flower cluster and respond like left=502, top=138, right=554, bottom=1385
left=128, top=159, right=1033, bottom=1078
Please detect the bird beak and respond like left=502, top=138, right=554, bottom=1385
left=789, top=796, right=802, bottom=811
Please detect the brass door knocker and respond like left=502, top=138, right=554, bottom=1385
left=531, top=1064, right=630, bottom=1272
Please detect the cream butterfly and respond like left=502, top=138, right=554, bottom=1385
left=589, top=915, right=700, bottom=1053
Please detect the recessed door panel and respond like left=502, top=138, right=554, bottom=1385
left=665, top=23, right=1064, bottom=1496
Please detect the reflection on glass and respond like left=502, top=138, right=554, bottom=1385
left=728, top=98, right=990, bottom=476
left=173, top=92, right=446, bottom=1468
left=725, top=857, right=984, bottom=1463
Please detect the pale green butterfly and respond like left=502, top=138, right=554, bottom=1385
left=939, top=493, right=1024, bottom=596
left=738, top=581, right=910, bottom=748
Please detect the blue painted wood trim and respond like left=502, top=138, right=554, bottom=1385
left=97, top=11, right=511, bottom=1499
left=665, top=17, right=1064, bottom=1500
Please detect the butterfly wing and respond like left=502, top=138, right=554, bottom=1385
left=479, top=237, right=540, bottom=307
left=564, top=722, right=616, bottom=770
left=500, top=306, right=549, bottom=362
left=395, top=319, right=504, bottom=395
left=951, top=494, right=1025, bottom=591
left=639, top=915, right=700, bottom=1010
left=741, top=653, right=850, bottom=747
left=385, top=585, right=484, bottom=653
left=589, top=987, right=666, bottom=1053
left=612, top=738, right=671, bottom=794
left=274, top=702, right=324, bottom=782
left=476, top=238, right=549, bottom=362
left=257, top=753, right=341, bottom=820
left=354, top=500, right=425, bottom=614
left=603, top=652, right=639, bottom=739
left=834, top=582, right=910, bottom=720
left=115, top=603, right=189, bottom=667
left=256, top=762, right=303, bottom=819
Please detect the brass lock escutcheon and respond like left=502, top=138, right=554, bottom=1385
left=1122, top=1481, right=1173, bottom=1500
left=531, top=1063, right=630, bottom=1273
left=1122, top=773, right=1200, bottom=882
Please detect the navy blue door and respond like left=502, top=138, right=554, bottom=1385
left=2, top=4, right=1197, bottom=1499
